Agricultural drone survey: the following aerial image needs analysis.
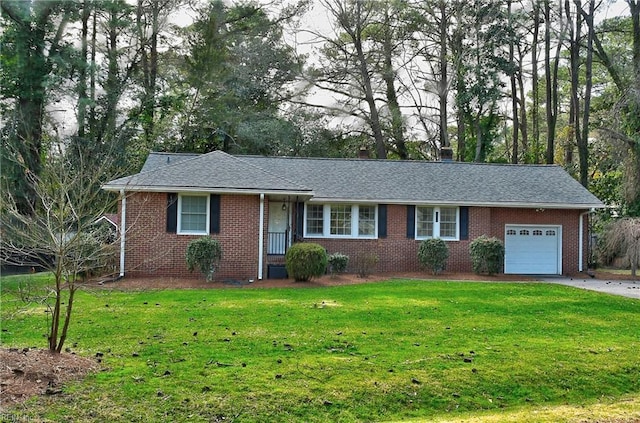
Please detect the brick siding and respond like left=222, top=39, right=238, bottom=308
left=123, top=192, right=262, bottom=280
left=121, top=193, right=590, bottom=279
left=296, top=205, right=589, bottom=275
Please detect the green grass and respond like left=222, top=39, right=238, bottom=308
left=1, top=276, right=639, bottom=422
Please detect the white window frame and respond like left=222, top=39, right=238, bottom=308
left=177, top=194, right=210, bottom=235
left=304, top=204, right=378, bottom=239
left=415, top=206, right=459, bottom=241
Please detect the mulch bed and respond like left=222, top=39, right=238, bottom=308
left=90, top=271, right=539, bottom=290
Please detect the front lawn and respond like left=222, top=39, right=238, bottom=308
left=1, top=277, right=639, bottom=422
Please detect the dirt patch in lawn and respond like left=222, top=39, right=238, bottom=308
left=0, top=347, right=99, bottom=410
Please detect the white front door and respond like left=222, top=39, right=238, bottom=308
left=504, top=225, right=562, bottom=274
left=268, top=202, right=289, bottom=255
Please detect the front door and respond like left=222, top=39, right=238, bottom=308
left=268, top=202, right=289, bottom=255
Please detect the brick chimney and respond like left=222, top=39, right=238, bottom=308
left=440, top=146, right=453, bottom=162
left=358, top=146, right=370, bottom=159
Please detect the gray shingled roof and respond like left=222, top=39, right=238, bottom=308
left=104, top=151, right=311, bottom=195
left=140, top=152, right=199, bottom=172
left=104, top=151, right=604, bottom=209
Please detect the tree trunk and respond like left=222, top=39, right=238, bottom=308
left=90, top=7, right=97, bottom=134
left=453, top=26, right=466, bottom=162
left=78, top=1, right=90, bottom=139
left=544, top=0, right=554, bottom=164
left=354, top=29, right=387, bottom=158
left=474, top=116, right=483, bottom=162
left=628, top=1, right=640, bottom=215
left=517, top=43, right=529, bottom=159
left=531, top=0, right=541, bottom=163
left=566, top=0, right=579, bottom=167
left=56, top=286, right=77, bottom=353
left=544, top=0, right=561, bottom=164
left=382, top=24, right=406, bottom=159
left=49, top=264, right=64, bottom=352
left=577, top=0, right=595, bottom=188
left=456, top=107, right=466, bottom=162
left=509, top=0, right=519, bottom=164
left=630, top=1, right=640, bottom=86
left=137, top=0, right=160, bottom=147
left=438, top=0, right=449, bottom=149
left=105, top=8, right=119, bottom=141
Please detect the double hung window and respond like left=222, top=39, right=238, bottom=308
left=416, top=206, right=459, bottom=240
left=178, top=195, right=209, bottom=234
left=306, top=204, right=324, bottom=236
left=305, top=204, right=377, bottom=238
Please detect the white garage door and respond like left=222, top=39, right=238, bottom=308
left=504, top=225, right=561, bottom=274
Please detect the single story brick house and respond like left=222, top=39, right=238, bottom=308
left=103, top=150, right=604, bottom=280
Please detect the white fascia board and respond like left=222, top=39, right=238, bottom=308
left=307, top=197, right=604, bottom=209
left=102, top=184, right=313, bottom=198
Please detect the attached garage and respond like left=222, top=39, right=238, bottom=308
left=504, top=225, right=562, bottom=275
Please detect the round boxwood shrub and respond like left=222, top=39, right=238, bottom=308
left=469, top=235, right=505, bottom=275
left=328, top=252, right=349, bottom=276
left=285, top=242, right=328, bottom=282
left=186, top=237, right=223, bottom=281
left=418, top=238, right=449, bottom=275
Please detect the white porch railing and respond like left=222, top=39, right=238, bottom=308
left=268, top=231, right=287, bottom=255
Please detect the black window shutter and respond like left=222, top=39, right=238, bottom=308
left=210, top=194, right=221, bottom=234
left=406, top=205, right=415, bottom=239
left=378, top=204, right=387, bottom=238
left=295, top=202, right=304, bottom=239
left=460, top=206, right=469, bottom=240
left=166, top=193, right=178, bottom=233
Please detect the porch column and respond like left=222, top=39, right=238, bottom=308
left=258, top=193, right=265, bottom=280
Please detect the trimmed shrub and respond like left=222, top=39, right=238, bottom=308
left=418, top=238, right=449, bottom=275
left=285, top=243, right=328, bottom=282
left=469, top=235, right=505, bottom=275
left=328, top=253, right=349, bottom=276
left=353, top=252, right=379, bottom=278
left=186, top=237, right=223, bottom=281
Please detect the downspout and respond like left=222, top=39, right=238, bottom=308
left=258, top=193, right=265, bottom=280
left=578, top=209, right=593, bottom=272
left=119, top=189, right=126, bottom=277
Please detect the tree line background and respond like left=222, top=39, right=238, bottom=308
left=2, top=0, right=639, bottom=218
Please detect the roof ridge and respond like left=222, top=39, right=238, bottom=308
left=149, top=151, right=200, bottom=157
left=237, top=154, right=561, bottom=168
left=149, top=151, right=561, bottom=169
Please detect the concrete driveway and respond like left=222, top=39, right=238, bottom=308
left=537, top=275, right=640, bottom=299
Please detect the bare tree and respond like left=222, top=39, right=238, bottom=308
left=1, top=144, right=120, bottom=353
left=599, top=218, right=640, bottom=277
left=305, top=0, right=390, bottom=158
